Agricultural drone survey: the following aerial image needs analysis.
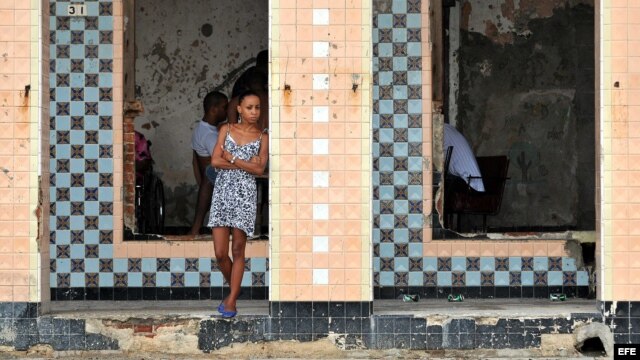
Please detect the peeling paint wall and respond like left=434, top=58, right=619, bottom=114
left=134, top=0, right=268, bottom=226
left=454, top=0, right=595, bottom=230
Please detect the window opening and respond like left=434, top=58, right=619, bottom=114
left=434, top=0, right=596, bottom=237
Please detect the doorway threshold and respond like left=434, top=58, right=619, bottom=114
left=49, top=300, right=270, bottom=319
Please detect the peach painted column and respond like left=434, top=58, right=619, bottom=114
left=112, top=0, right=124, bottom=246
left=0, top=0, right=49, bottom=305
left=270, top=0, right=373, bottom=301
left=599, top=0, right=640, bottom=301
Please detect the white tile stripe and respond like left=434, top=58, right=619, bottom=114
left=312, top=171, right=329, bottom=188
left=313, top=269, right=329, bottom=284
left=313, top=203, right=329, bottom=220
left=313, top=106, right=329, bottom=122
left=312, top=236, right=329, bottom=252
left=313, top=9, right=329, bottom=25
left=312, top=74, right=329, bottom=90
left=312, top=139, right=329, bottom=155
left=313, top=41, right=330, bottom=57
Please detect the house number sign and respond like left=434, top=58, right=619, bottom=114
left=67, top=4, right=86, bottom=16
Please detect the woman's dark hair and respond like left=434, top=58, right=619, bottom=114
left=238, top=90, right=261, bottom=105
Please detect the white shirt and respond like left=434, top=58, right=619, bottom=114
left=444, top=123, right=485, bottom=192
left=191, top=120, right=219, bottom=157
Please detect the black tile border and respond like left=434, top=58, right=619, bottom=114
left=374, top=286, right=592, bottom=299
left=270, top=301, right=373, bottom=318
left=599, top=301, right=640, bottom=345
left=50, top=287, right=268, bottom=301
left=0, top=302, right=117, bottom=351
left=0, top=301, right=609, bottom=352
left=198, top=308, right=604, bottom=352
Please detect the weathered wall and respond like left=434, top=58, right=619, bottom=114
left=134, top=0, right=268, bottom=227
left=455, top=0, right=595, bottom=230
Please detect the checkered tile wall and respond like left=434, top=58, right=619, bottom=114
left=47, top=0, right=590, bottom=298
left=372, top=0, right=426, bottom=285
left=48, top=0, right=268, bottom=297
left=371, top=0, right=590, bottom=294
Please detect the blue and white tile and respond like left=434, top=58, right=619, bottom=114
left=494, top=271, right=509, bottom=286
left=547, top=271, right=563, bottom=286
left=156, top=272, right=171, bottom=287
left=480, top=257, right=495, bottom=272
left=466, top=271, right=481, bottom=286
left=437, top=271, right=452, bottom=286
left=521, top=271, right=534, bottom=286
left=395, top=257, right=409, bottom=272
left=577, top=271, right=590, bottom=286
left=408, top=272, right=423, bottom=286
left=424, top=257, right=437, bottom=271
left=70, top=273, right=84, bottom=287
left=406, top=14, right=421, bottom=28
left=562, top=257, right=577, bottom=271
left=408, top=243, right=422, bottom=257
left=451, top=257, right=466, bottom=272
left=128, top=273, right=143, bottom=287
left=533, top=257, right=548, bottom=271
left=99, top=272, right=113, bottom=287
left=509, top=257, right=522, bottom=271
left=98, top=244, right=112, bottom=258
left=379, top=271, right=394, bottom=286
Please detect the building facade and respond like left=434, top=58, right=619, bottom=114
left=0, top=0, right=638, bottom=352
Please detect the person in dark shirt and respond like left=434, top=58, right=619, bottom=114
left=231, top=49, right=268, bottom=98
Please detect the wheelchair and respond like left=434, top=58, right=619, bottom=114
left=135, top=164, right=165, bottom=234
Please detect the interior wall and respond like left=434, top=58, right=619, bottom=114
left=453, top=0, right=595, bottom=230
left=134, top=0, right=268, bottom=227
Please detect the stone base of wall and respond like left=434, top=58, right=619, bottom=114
left=0, top=301, right=612, bottom=353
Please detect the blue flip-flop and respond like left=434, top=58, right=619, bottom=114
left=217, top=303, right=224, bottom=313
left=220, top=308, right=237, bottom=318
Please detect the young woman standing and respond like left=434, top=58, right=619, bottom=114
left=209, top=91, right=268, bottom=318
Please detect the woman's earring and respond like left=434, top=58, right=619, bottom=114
left=238, top=114, right=242, bottom=124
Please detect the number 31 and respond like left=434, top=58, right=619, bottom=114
left=68, top=5, right=85, bottom=16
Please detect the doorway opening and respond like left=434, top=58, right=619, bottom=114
left=122, top=0, right=269, bottom=241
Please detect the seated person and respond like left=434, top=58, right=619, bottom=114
left=135, top=130, right=152, bottom=182
left=189, top=91, right=229, bottom=235
left=443, top=123, right=485, bottom=192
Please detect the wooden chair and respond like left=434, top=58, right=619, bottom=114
left=444, top=147, right=510, bottom=233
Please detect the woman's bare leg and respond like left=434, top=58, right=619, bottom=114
left=212, top=227, right=232, bottom=303
left=224, top=228, right=247, bottom=312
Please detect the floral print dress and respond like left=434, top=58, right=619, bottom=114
left=208, top=128, right=264, bottom=236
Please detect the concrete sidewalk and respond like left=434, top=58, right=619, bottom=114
left=47, top=299, right=597, bottom=319
left=2, top=341, right=605, bottom=359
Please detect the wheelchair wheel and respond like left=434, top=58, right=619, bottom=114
left=152, top=177, right=165, bottom=233
left=142, top=175, right=165, bottom=234
left=135, top=184, right=145, bottom=232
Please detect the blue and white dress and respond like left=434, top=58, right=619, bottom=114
left=208, top=127, right=264, bottom=236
